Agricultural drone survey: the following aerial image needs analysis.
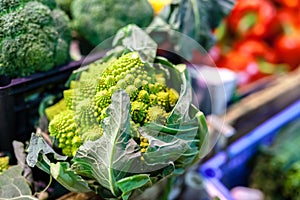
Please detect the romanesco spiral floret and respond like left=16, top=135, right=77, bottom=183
left=139, top=136, right=149, bottom=153
left=48, top=110, right=82, bottom=157
left=156, top=91, right=170, bottom=111
left=145, top=106, right=168, bottom=124
left=149, top=83, right=166, bottom=94
left=131, top=101, right=148, bottom=124
left=80, top=125, right=103, bottom=142
left=125, top=85, right=138, bottom=100
left=45, top=99, right=67, bottom=121
left=134, top=78, right=143, bottom=89
left=63, top=89, right=74, bottom=110
left=0, top=156, right=9, bottom=174
left=149, top=94, right=158, bottom=106
left=94, top=90, right=112, bottom=122
left=137, top=90, right=150, bottom=104
left=74, top=99, right=98, bottom=132
left=168, top=88, right=179, bottom=107
left=75, top=80, right=97, bottom=100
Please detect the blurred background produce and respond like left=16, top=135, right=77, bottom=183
left=70, top=0, right=154, bottom=54
left=211, top=0, right=300, bottom=87
left=250, top=117, right=300, bottom=200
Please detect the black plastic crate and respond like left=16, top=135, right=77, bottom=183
left=0, top=53, right=104, bottom=154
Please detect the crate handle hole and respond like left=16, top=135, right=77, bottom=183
left=0, top=75, right=11, bottom=87
left=204, top=168, right=216, bottom=178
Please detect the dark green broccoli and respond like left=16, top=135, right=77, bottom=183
left=0, top=0, right=72, bottom=77
left=250, top=118, right=300, bottom=200
left=70, top=0, right=154, bottom=46
left=56, top=0, right=73, bottom=16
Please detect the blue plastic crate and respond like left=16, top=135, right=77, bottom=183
left=199, top=100, right=300, bottom=200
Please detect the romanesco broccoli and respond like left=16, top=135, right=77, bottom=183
left=45, top=99, right=67, bottom=121
left=47, top=51, right=179, bottom=156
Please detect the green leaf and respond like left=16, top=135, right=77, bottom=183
left=0, top=165, right=38, bottom=200
left=72, top=90, right=141, bottom=198
left=26, top=133, right=67, bottom=168
left=142, top=104, right=208, bottom=174
left=166, top=63, right=192, bottom=124
left=113, top=24, right=158, bottom=63
left=116, top=174, right=152, bottom=200
left=149, top=0, right=235, bottom=58
left=50, top=162, right=91, bottom=193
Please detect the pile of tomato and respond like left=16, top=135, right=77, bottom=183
left=211, top=0, right=300, bottom=86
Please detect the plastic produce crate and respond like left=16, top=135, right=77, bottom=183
left=0, top=53, right=104, bottom=154
left=199, top=100, right=300, bottom=200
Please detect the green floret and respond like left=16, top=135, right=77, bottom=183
left=168, top=88, right=179, bottom=107
left=145, top=105, right=168, bottom=124
left=149, top=94, right=158, bottom=105
left=0, top=0, right=72, bottom=77
left=94, top=90, right=111, bottom=122
left=80, top=125, right=103, bottom=142
left=125, top=85, right=138, bottom=100
left=70, top=0, right=153, bottom=46
left=157, top=91, right=170, bottom=111
left=0, top=156, right=9, bottom=174
left=48, top=110, right=82, bottom=157
left=131, top=101, right=148, bottom=125
left=148, top=83, right=166, bottom=94
left=139, top=136, right=149, bottom=153
left=137, top=90, right=150, bottom=104
left=96, top=52, right=143, bottom=91
left=45, top=99, right=67, bottom=121
left=63, top=89, right=74, bottom=110
left=74, top=99, right=98, bottom=133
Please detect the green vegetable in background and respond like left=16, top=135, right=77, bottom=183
left=0, top=0, right=72, bottom=77
left=149, top=0, right=235, bottom=59
left=250, top=117, right=300, bottom=200
left=70, top=0, right=154, bottom=47
left=26, top=25, right=208, bottom=200
left=56, top=0, right=73, bottom=16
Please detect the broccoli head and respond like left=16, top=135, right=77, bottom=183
left=0, top=0, right=72, bottom=77
left=70, top=0, right=154, bottom=46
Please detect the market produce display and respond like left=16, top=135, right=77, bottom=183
left=0, top=0, right=72, bottom=77
left=71, top=0, right=154, bottom=47
left=26, top=25, right=208, bottom=200
left=250, top=117, right=300, bottom=200
left=212, top=0, right=300, bottom=86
